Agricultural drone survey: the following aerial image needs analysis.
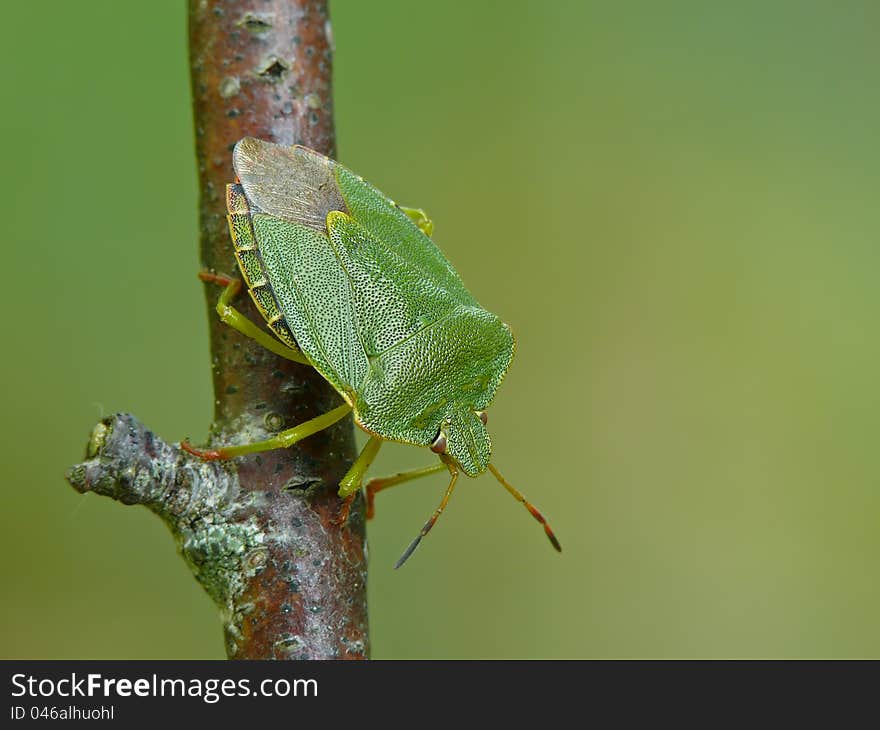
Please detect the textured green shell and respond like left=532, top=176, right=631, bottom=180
left=226, top=138, right=515, bottom=476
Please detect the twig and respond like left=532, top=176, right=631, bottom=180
left=65, top=0, right=368, bottom=660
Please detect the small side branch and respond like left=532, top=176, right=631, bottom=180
left=67, top=412, right=368, bottom=660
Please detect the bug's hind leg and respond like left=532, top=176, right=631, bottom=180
left=398, top=206, right=434, bottom=237
left=182, top=403, right=352, bottom=461
left=199, top=271, right=311, bottom=365
left=364, top=462, right=447, bottom=520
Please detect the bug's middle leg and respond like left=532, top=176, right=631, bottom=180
left=182, top=403, right=352, bottom=461
left=199, top=271, right=311, bottom=365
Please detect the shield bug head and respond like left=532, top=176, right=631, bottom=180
left=429, top=408, right=492, bottom=477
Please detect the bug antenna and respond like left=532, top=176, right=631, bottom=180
left=394, top=531, right=425, bottom=570
left=394, top=466, right=460, bottom=569
left=488, top=464, right=562, bottom=553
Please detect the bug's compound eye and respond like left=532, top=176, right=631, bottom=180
left=430, top=429, right=448, bottom=454
left=476, top=410, right=488, bottom=426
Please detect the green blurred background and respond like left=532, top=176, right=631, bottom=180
left=2, top=1, right=878, bottom=659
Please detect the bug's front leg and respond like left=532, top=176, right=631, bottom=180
left=182, top=403, right=352, bottom=461
left=398, top=206, right=434, bottom=237
left=334, top=435, right=384, bottom=526
left=199, top=271, right=311, bottom=365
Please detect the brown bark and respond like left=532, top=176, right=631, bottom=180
left=65, top=0, right=368, bottom=660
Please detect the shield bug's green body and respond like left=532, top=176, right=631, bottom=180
left=184, top=138, right=560, bottom=567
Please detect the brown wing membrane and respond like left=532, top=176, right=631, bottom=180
left=232, top=137, right=349, bottom=231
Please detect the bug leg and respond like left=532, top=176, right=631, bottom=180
left=398, top=206, right=434, bottom=237
left=335, top=494, right=357, bottom=528
left=181, top=403, right=352, bottom=461
left=333, top=436, right=384, bottom=526
left=394, top=461, right=459, bottom=569
left=488, top=464, right=562, bottom=553
left=364, top=462, right=447, bottom=520
left=199, top=271, right=311, bottom=365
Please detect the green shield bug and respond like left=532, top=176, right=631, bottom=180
left=183, top=138, right=561, bottom=567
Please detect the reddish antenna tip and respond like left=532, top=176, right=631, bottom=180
left=545, top=526, right=563, bottom=553
left=488, top=464, right=562, bottom=554
left=525, top=502, right=562, bottom=552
